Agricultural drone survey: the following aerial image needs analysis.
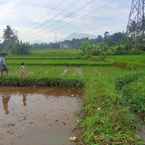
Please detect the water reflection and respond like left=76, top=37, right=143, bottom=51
left=0, top=88, right=82, bottom=145
left=2, top=96, right=11, bottom=114
left=1, top=94, right=27, bottom=114
left=22, top=94, right=27, bottom=106
left=0, top=87, right=83, bottom=115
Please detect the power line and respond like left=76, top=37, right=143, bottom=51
left=28, top=0, right=83, bottom=41
left=22, top=0, right=93, bottom=42
left=33, top=0, right=95, bottom=40
left=30, top=0, right=95, bottom=41
left=35, top=0, right=94, bottom=30
left=32, top=0, right=80, bottom=29
left=47, top=0, right=96, bottom=32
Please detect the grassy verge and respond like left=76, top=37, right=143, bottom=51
left=78, top=67, right=145, bottom=145
left=116, top=73, right=145, bottom=121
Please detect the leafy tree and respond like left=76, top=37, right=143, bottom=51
left=80, top=41, right=108, bottom=61
left=3, top=25, right=18, bottom=42
left=1, top=26, right=30, bottom=55
left=80, top=41, right=95, bottom=56
left=2, top=25, right=18, bottom=53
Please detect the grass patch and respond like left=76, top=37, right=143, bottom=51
left=116, top=73, right=145, bottom=121
left=80, top=70, right=145, bottom=145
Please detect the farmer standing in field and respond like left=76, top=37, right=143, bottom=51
left=0, top=54, right=8, bottom=77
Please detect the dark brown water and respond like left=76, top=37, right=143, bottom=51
left=0, top=87, right=82, bottom=145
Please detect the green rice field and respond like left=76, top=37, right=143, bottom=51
left=1, top=50, right=145, bottom=145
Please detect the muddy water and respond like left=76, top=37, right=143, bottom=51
left=0, top=87, right=82, bottom=145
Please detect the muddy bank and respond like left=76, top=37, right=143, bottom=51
left=0, top=87, right=83, bottom=97
left=0, top=87, right=82, bottom=145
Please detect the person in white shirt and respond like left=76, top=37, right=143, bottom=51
left=19, top=63, right=28, bottom=79
left=0, top=55, right=8, bottom=77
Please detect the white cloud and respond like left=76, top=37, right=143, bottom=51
left=16, top=26, right=65, bottom=43
left=0, top=0, right=130, bottom=43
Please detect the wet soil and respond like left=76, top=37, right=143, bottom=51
left=0, top=87, right=82, bottom=145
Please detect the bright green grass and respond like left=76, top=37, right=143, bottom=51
left=29, top=48, right=81, bottom=57
left=8, top=65, right=84, bottom=79
left=110, top=54, right=145, bottom=65
left=6, top=53, right=145, bottom=66
left=6, top=59, right=112, bottom=66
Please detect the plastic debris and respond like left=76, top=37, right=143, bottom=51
left=69, top=136, right=77, bottom=142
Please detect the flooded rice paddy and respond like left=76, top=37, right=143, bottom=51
left=0, top=87, right=82, bottom=145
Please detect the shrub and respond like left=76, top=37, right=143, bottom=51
left=115, top=72, right=143, bottom=91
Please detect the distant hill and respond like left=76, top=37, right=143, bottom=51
left=66, top=33, right=96, bottom=40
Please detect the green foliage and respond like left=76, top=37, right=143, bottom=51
left=1, top=26, right=30, bottom=55
left=80, top=41, right=108, bottom=61
left=29, top=49, right=82, bottom=59
left=116, top=72, right=145, bottom=122
left=116, top=74, right=145, bottom=115
left=116, top=72, right=143, bottom=91
left=3, top=25, right=18, bottom=42
left=16, top=41, right=30, bottom=55
left=111, top=44, right=129, bottom=55
left=2, top=25, right=18, bottom=53
left=121, top=80, right=145, bottom=113
left=80, top=41, right=94, bottom=56
left=0, top=76, right=84, bottom=88
left=128, top=36, right=145, bottom=51
left=81, top=76, right=144, bottom=145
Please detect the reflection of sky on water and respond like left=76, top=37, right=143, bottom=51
left=0, top=94, right=27, bottom=114
left=0, top=88, right=82, bottom=145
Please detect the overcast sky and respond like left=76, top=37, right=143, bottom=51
left=0, top=0, right=131, bottom=43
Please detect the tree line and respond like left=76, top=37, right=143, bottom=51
left=32, top=32, right=127, bottom=50
left=0, top=25, right=144, bottom=56
left=0, top=25, right=30, bottom=55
